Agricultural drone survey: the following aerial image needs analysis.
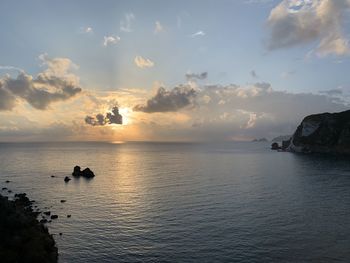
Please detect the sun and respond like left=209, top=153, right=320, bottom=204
left=119, top=107, right=131, bottom=125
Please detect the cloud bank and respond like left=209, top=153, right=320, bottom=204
left=0, top=54, right=81, bottom=111
left=133, top=85, right=197, bottom=113
left=267, top=0, right=350, bottom=56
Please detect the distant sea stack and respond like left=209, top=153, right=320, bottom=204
left=252, top=138, right=268, bottom=142
left=283, top=109, right=350, bottom=154
left=72, top=166, right=95, bottom=178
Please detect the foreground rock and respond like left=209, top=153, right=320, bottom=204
left=282, top=109, right=350, bottom=154
left=0, top=193, right=58, bottom=263
left=72, top=166, right=95, bottom=178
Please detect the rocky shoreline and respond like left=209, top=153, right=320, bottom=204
left=0, top=193, right=58, bottom=263
left=272, top=109, right=350, bottom=154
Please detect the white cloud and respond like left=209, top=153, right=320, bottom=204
left=134, top=56, right=155, bottom=68
left=84, top=27, right=93, bottom=33
left=120, top=13, right=135, bottom=32
left=154, top=21, right=164, bottom=34
left=103, top=35, right=120, bottom=47
left=190, top=31, right=205, bottom=38
left=267, top=0, right=350, bottom=56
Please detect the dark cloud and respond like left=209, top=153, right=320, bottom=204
left=0, top=81, right=16, bottom=110
left=133, top=86, right=196, bottom=113
left=0, top=55, right=82, bottom=111
left=185, top=72, right=207, bottom=81
left=85, top=106, right=123, bottom=126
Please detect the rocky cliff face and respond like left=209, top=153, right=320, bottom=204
left=287, top=110, right=350, bottom=154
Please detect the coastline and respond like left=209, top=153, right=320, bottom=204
left=0, top=193, right=58, bottom=263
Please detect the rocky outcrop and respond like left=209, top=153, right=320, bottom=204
left=0, top=193, right=58, bottom=263
left=271, top=135, right=291, bottom=142
left=72, top=166, right=95, bottom=178
left=285, top=110, right=350, bottom=154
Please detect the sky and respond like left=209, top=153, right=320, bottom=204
left=0, top=0, right=350, bottom=142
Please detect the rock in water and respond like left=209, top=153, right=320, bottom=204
left=64, top=176, right=71, bottom=182
left=72, top=165, right=95, bottom=178
left=287, top=109, right=350, bottom=154
left=271, top=142, right=281, bottom=150
left=82, top=168, right=95, bottom=178
left=72, top=165, right=82, bottom=177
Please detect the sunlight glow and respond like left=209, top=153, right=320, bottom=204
left=119, top=107, right=131, bottom=125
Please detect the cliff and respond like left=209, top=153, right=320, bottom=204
left=0, top=194, right=58, bottom=263
left=286, top=109, right=350, bottom=154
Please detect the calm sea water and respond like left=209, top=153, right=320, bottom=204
left=0, top=142, right=350, bottom=262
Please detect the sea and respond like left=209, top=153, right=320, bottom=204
left=0, top=141, right=350, bottom=263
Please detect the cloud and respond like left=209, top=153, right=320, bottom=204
left=134, top=56, right=154, bottom=68
left=120, top=13, right=135, bottom=32
left=191, top=31, right=205, bottom=37
left=0, top=82, right=16, bottom=111
left=266, top=0, right=350, bottom=56
left=154, top=21, right=164, bottom=34
left=320, top=88, right=343, bottom=96
left=84, top=27, right=93, bottom=33
left=85, top=106, right=123, bottom=126
left=250, top=70, right=258, bottom=78
left=185, top=72, right=208, bottom=81
left=0, top=65, right=24, bottom=72
left=133, top=85, right=197, bottom=113
left=0, top=54, right=81, bottom=111
left=103, top=35, right=120, bottom=46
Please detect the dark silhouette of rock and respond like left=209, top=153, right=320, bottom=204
left=2, top=187, right=7, bottom=190
left=44, top=211, right=51, bottom=216
left=64, top=176, right=71, bottom=182
left=287, top=109, right=350, bottom=154
left=72, top=166, right=95, bottom=178
left=50, top=215, right=58, bottom=220
left=60, top=200, right=66, bottom=203
left=271, top=142, right=281, bottom=150
left=82, top=168, right=95, bottom=178
left=7, top=190, right=12, bottom=193
left=5, top=180, right=10, bottom=183
left=59, top=233, right=62, bottom=236
left=72, top=165, right=82, bottom=177
left=0, top=193, right=58, bottom=262
left=40, top=219, right=48, bottom=224
left=51, top=175, right=55, bottom=178
left=281, top=138, right=291, bottom=150
left=67, top=214, right=71, bottom=218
